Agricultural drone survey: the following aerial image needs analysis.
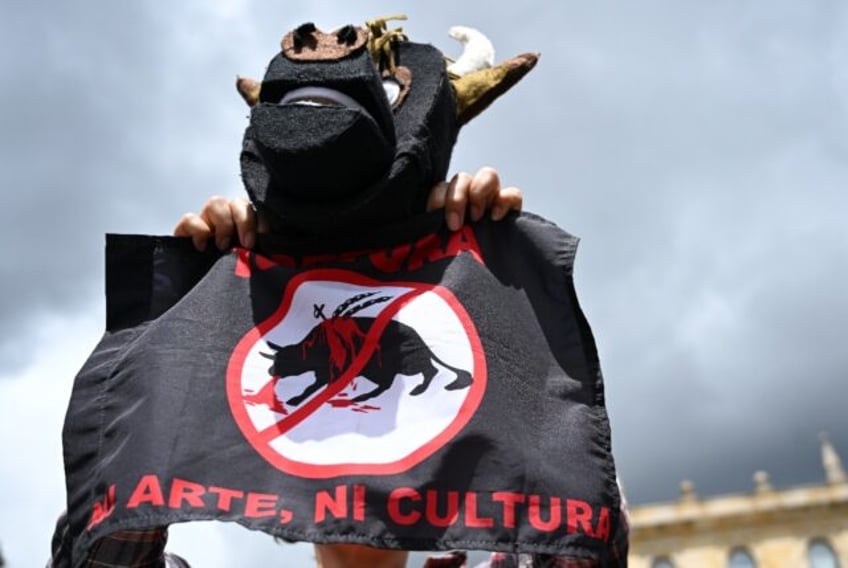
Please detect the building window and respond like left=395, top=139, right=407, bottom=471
left=808, top=539, right=840, bottom=568
left=728, top=548, right=756, bottom=568
left=652, top=558, right=674, bottom=568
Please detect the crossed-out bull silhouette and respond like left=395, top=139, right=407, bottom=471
left=260, top=292, right=472, bottom=407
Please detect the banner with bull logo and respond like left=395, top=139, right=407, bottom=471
left=59, top=211, right=621, bottom=566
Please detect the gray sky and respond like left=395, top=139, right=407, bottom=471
left=1, top=0, right=846, bottom=565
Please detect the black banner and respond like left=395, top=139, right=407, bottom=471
left=59, top=211, right=620, bottom=566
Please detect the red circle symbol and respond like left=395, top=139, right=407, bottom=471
left=227, top=269, right=486, bottom=478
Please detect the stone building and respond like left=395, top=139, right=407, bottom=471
left=629, top=436, right=847, bottom=567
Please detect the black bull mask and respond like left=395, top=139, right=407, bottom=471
left=238, top=17, right=538, bottom=235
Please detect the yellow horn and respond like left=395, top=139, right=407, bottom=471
left=451, top=52, right=539, bottom=126
left=236, top=76, right=261, bottom=107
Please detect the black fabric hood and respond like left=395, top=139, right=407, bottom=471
left=237, top=18, right=538, bottom=237
left=241, top=24, right=458, bottom=236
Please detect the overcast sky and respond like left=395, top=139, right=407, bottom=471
left=1, top=0, right=846, bottom=565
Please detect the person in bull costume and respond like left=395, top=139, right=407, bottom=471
left=53, top=15, right=628, bottom=568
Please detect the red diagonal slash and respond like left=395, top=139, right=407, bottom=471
left=255, top=288, right=424, bottom=444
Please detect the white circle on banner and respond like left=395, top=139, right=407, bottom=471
left=227, top=269, right=486, bottom=478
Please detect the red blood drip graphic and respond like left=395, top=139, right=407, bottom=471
left=87, top=485, right=117, bottom=530
left=255, top=289, right=423, bottom=443
left=304, top=318, right=372, bottom=382
left=327, top=398, right=381, bottom=413
left=243, top=375, right=288, bottom=415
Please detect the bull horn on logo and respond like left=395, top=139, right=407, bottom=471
left=446, top=25, right=539, bottom=126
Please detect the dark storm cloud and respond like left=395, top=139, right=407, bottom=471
left=445, top=1, right=847, bottom=502
left=2, top=5, right=846, bottom=564
left=0, top=0, right=545, bottom=371
left=0, top=1, right=253, bottom=369
left=505, top=2, right=848, bottom=503
left=0, top=0, right=469, bottom=371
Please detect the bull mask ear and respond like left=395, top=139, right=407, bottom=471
left=236, top=75, right=261, bottom=107
left=446, top=26, right=539, bottom=126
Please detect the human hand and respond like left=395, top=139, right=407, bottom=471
left=427, top=166, right=523, bottom=231
left=174, top=167, right=524, bottom=251
left=173, top=196, right=260, bottom=252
